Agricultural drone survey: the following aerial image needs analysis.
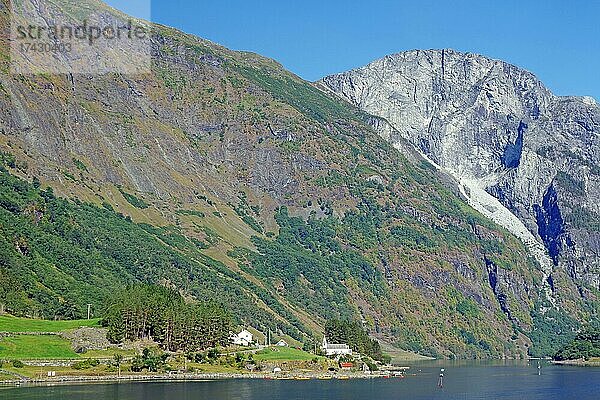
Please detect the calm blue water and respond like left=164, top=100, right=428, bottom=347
left=2, top=361, right=598, bottom=400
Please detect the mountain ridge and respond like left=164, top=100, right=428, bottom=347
left=320, top=48, right=598, bottom=106
left=320, top=47, right=599, bottom=315
left=0, top=1, right=596, bottom=358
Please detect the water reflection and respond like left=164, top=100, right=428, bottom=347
left=2, top=361, right=598, bottom=400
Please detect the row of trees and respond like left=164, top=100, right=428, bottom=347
left=103, top=284, right=233, bottom=352
left=325, top=319, right=387, bottom=362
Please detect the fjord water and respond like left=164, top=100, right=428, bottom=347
left=2, top=361, right=598, bottom=400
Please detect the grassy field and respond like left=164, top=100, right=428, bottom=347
left=0, top=372, right=15, bottom=381
left=0, top=335, right=80, bottom=359
left=1, top=364, right=106, bottom=379
left=0, top=315, right=101, bottom=332
left=253, top=347, right=320, bottom=361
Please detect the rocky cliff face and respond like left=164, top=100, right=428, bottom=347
left=320, top=49, right=600, bottom=299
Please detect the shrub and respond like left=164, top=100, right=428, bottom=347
left=71, top=359, right=100, bottom=370
left=456, top=299, right=480, bottom=318
left=193, top=352, right=206, bottom=363
left=118, top=188, right=148, bottom=209
left=12, top=360, right=24, bottom=368
left=206, top=348, right=220, bottom=364
left=131, top=348, right=167, bottom=372
left=365, top=360, right=378, bottom=371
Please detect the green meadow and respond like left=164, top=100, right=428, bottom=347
left=253, top=347, right=320, bottom=361
left=0, top=315, right=101, bottom=360
left=0, top=335, right=80, bottom=359
left=0, top=315, right=101, bottom=333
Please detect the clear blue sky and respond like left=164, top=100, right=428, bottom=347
left=106, top=0, right=599, bottom=100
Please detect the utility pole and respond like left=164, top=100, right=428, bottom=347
left=87, top=304, right=92, bottom=320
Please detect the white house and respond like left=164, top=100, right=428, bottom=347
left=276, top=339, right=288, bottom=347
left=321, top=336, right=352, bottom=356
left=231, top=329, right=254, bottom=346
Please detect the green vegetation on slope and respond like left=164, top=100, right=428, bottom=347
left=0, top=335, right=79, bottom=359
left=118, top=187, right=149, bottom=209
left=0, top=315, right=100, bottom=332
left=528, top=303, right=580, bottom=358
left=0, top=163, right=308, bottom=340
left=232, top=62, right=358, bottom=123
left=239, top=206, right=385, bottom=322
left=554, top=327, right=600, bottom=361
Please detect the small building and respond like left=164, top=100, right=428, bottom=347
left=321, top=336, right=352, bottom=356
left=340, top=362, right=353, bottom=370
left=276, top=339, right=288, bottom=347
left=231, top=329, right=254, bottom=346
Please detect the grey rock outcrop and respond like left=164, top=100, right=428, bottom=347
left=320, top=49, right=600, bottom=293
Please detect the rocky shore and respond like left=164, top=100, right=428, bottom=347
left=552, top=359, right=600, bottom=367
left=0, top=370, right=397, bottom=387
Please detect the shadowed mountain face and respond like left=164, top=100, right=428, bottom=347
left=0, top=3, right=597, bottom=358
left=320, top=49, right=600, bottom=297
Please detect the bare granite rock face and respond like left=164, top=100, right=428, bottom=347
left=320, top=49, right=600, bottom=293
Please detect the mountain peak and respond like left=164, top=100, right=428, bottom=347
left=326, top=48, right=551, bottom=101
left=320, top=49, right=600, bottom=299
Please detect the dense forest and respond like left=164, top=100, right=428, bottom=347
left=103, top=284, right=232, bottom=352
left=325, top=319, right=388, bottom=362
left=554, top=328, right=600, bottom=361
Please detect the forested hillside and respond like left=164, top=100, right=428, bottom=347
left=0, top=158, right=309, bottom=339
left=554, top=327, right=600, bottom=361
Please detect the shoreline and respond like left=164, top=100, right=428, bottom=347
left=551, top=359, right=600, bottom=367
left=0, top=371, right=394, bottom=387
left=4, top=359, right=599, bottom=388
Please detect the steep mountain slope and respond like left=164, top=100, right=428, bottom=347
left=320, top=49, right=599, bottom=309
left=0, top=2, right=594, bottom=357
